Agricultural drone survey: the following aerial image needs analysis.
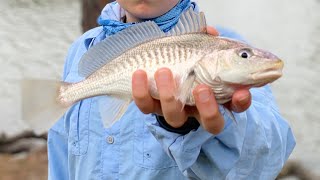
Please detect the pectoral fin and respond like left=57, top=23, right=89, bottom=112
left=221, top=106, right=237, bottom=124
left=176, top=70, right=196, bottom=108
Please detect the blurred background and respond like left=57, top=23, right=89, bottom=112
left=0, top=0, right=319, bottom=179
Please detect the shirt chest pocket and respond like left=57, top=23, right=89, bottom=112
left=134, top=117, right=178, bottom=170
left=68, top=99, right=91, bottom=155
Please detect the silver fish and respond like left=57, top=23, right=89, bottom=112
left=23, top=9, right=283, bottom=133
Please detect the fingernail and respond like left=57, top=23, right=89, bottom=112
left=133, top=72, right=145, bottom=86
left=156, top=69, right=171, bottom=86
left=198, top=88, right=211, bottom=103
left=159, top=73, right=170, bottom=82
left=158, top=70, right=170, bottom=82
left=238, top=95, right=250, bottom=106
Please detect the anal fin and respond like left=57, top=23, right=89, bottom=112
left=98, top=96, right=132, bottom=128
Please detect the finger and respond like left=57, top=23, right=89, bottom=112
left=193, top=84, right=224, bottom=135
left=207, top=26, right=219, bottom=36
left=230, top=89, right=252, bottom=113
left=132, top=70, right=161, bottom=114
left=154, top=68, right=187, bottom=128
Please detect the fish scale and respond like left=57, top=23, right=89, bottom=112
left=63, top=35, right=204, bottom=101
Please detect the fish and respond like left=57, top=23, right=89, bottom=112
left=22, top=8, right=283, bottom=134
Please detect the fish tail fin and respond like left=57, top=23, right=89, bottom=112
left=21, top=79, right=70, bottom=135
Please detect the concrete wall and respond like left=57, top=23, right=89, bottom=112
left=0, top=0, right=81, bottom=136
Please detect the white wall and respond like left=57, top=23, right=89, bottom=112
left=198, top=0, right=320, bottom=174
left=0, top=0, right=81, bottom=136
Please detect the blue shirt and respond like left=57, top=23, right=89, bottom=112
left=47, top=3, right=295, bottom=180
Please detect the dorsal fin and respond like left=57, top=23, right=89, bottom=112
left=78, top=8, right=207, bottom=77
left=79, top=21, right=166, bottom=77
left=167, top=8, right=207, bottom=36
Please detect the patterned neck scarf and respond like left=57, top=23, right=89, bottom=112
left=98, top=0, right=196, bottom=36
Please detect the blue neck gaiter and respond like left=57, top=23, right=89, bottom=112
left=98, top=0, right=195, bottom=36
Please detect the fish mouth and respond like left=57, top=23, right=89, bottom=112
left=251, top=60, right=284, bottom=82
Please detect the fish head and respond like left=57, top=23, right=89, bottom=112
left=201, top=39, right=284, bottom=88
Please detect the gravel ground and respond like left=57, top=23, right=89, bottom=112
left=0, top=148, right=47, bottom=180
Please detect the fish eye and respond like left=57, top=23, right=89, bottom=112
left=238, top=49, right=253, bottom=59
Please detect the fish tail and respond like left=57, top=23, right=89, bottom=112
left=58, top=81, right=74, bottom=107
left=21, top=79, right=70, bottom=135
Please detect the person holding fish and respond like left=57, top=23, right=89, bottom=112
left=42, top=0, right=295, bottom=179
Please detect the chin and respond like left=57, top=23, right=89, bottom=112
left=119, top=0, right=179, bottom=20
left=131, top=5, right=168, bottom=19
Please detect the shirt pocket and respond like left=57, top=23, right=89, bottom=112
left=134, top=117, right=177, bottom=170
left=68, top=99, right=92, bottom=155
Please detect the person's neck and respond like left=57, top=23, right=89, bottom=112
left=124, top=13, right=143, bottom=23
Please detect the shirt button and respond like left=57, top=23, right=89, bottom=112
left=106, top=136, right=114, bottom=144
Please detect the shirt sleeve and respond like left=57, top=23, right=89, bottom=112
left=156, top=115, right=200, bottom=135
left=145, top=85, right=295, bottom=179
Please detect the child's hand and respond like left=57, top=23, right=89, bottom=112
left=131, top=26, right=251, bottom=135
